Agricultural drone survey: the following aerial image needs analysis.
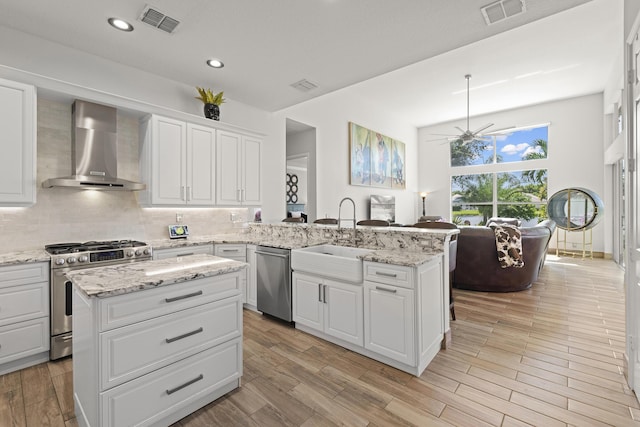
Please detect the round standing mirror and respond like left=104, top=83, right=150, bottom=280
left=547, top=188, right=603, bottom=231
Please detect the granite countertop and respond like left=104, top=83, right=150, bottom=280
left=0, top=249, right=50, bottom=266
left=148, top=233, right=252, bottom=250
left=360, top=249, right=441, bottom=267
left=66, top=254, right=247, bottom=298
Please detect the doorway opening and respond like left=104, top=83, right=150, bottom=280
left=286, top=119, right=317, bottom=222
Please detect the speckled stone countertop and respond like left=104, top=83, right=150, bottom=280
left=148, top=233, right=252, bottom=250
left=0, top=249, right=50, bottom=266
left=66, top=254, right=247, bottom=298
left=359, top=249, right=441, bottom=267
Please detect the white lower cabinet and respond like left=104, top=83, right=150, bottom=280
left=363, top=258, right=444, bottom=375
left=0, top=262, right=49, bottom=375
left=292, top=255, right=444, bottom=377
left=246, top=245, right=257, bottom=309
left=101, top=337, right=241, bottom=427
left=293, top=272, right=363, bottom=346
left=214, top=244, right=247, bottom=304
left=73, top=273, right=242, bottom=427
left=363, top=280, right=415, bottom=365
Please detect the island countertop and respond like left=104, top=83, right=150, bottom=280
left=66, top=254, right=247, bottom=298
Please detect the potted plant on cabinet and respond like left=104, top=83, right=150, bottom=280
left=195, top=86, right=226, bottom=121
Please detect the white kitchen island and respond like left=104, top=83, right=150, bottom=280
left=67, top=254, right=246, bottom=427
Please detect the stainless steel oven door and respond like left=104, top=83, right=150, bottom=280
left=50, top=267, right=73, bottom=359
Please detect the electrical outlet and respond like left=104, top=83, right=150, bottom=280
left=176, top=213, right=183, bottom=223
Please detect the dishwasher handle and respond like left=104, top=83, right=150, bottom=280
left=255, top=250, right=290, bottom=259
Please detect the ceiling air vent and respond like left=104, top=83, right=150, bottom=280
left=139, top=5, right=180, bottom=34
left=481, top=0, right=526, bottom=25
left=290, top=79, right=318, bottom=92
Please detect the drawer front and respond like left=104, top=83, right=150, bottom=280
left=153, top=245, right=213, bottom=260
left=214, top=244, right=246, bottom=259
left=0, top=282, right=48, bottom=327
left=101, top=337, right=242, bottom=427
left=0, top=317, right=48, bottom=365
left=364, top=262, right=413, bottom=289
left=0, top=263, right=48, bottom=289
left=98, top=273, right=241, bottom=331
left=100, top=296, right=242, bottom=390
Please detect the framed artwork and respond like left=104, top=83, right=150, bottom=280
left=349, top=122, right=405, bottom=189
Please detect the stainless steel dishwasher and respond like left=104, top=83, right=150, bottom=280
left=256, top=246, right=292, bottom=322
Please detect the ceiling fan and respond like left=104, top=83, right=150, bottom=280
left=427, top=74, right=496, bottom=145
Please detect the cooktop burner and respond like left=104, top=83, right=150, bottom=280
left=45, top=240, right=147, bottom=255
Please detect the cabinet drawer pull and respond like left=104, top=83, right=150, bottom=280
left=165, top=327, right=204, bottom=343
left=176, top=252, right=195, bottom=258
left=375, top=271, right=398, bottom=278
left=165, top=374, right=204, bottom=395
left=221, top=249, right=239, bottom=253
left=165, top=290, right=203, bottom=303
left=375, top=286, right=397, bottom=294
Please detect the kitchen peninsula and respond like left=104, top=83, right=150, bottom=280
left=67, top=254, right=246, bottom=427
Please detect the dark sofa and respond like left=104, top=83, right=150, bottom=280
left=453, top=219, right=556, bottom=292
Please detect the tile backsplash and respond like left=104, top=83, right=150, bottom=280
left=0, top=98, right=248, bottom=251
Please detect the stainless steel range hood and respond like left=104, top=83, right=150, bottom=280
left=42, top=100, right=146, bottom=191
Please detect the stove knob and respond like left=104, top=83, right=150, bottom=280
left=55, top=258, right=65, bottom=266
left=78, top=255, right=88, bottom=263
left=126, top=250, right=134, bottom=257
left=67, top=257, right=77, bottom=264
left=143, top=248, right=151, bottom=255
left=135, top=249, right=142, bottom=256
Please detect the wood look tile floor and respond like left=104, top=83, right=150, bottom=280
left=2, top=255, right=639, bottom=426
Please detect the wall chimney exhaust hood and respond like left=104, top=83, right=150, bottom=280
left=42, top=100, right=146, bottom=191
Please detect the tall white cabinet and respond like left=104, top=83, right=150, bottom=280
left=216, top=130, right=261, bottom=206
left=0, top=78, right=36, bottom=206
left=139, top=115, right=216, bottom=206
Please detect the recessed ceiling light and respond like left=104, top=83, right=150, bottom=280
left=206, top=59, right=224, bottom=68
left=108, top=18, right=134, bottom=32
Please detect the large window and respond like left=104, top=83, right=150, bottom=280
left=451, top=125, right=548, bottom=167
left=450, top=125, right=548, bottom=225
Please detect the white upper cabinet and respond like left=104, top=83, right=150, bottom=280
left=0, top=78, right=36, bottom=206
left=140, top=115, right=215, bottom=206
left=216, top=130, right=261, bottom=206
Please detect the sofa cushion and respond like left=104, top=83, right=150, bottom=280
left=485, top=217, right=522, bottom=227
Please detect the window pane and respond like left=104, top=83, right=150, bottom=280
left=497, top=204, right=547, bottom=225
left=452, top=204, right=492, bottom=226
left=450, top=139, right=492, bottom=167
left=452, top=173, right=493, bottom=205
left=497, top=170, right=547, bottom=203
left=496, top=126, right=548, bottom=164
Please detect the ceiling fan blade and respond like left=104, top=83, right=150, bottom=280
left=428, top=133, right=459, bottom=137
left=454, top=126, right=467, bottom=134
left=472, top=123, right=494, bottom=135
left=485, top=126, right=517, bottom=135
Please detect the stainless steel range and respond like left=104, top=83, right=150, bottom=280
left=45, top=240, right=152, bottom=359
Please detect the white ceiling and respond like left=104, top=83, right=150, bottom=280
left=0, top=0, right=620, bottom=128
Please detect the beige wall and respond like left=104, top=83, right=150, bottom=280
left=0, top=98, right=247, bottom=252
